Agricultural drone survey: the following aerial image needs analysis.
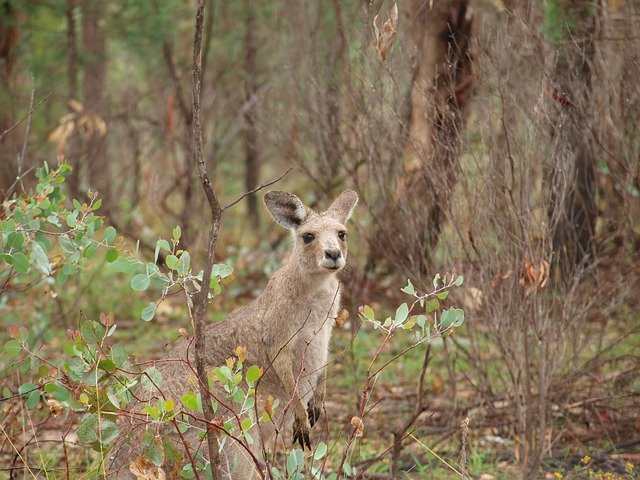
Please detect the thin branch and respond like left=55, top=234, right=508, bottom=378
left=223, top=167, right=292, bottom=211
left=0, top=88, right=55, bottom=141
left=190, top=0, right=223, bottom=477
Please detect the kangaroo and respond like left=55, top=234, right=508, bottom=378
left=108, top=189, right=358, bottom=479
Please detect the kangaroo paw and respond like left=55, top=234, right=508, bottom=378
left=292, top=414, right=312, bottom=450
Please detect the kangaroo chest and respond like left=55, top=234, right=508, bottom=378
left=289, top=282, right=340, bottom=402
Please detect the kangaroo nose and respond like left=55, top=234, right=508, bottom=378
left=324, top=249, right=341, bottom=261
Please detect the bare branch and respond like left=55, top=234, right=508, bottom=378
left=190, top=0, right=223, bottom=477
left=223, top=167, right=292, bottom=212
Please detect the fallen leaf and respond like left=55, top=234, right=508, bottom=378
left=373, top=2, right=398, bottom=60
left=129, top=456, right=166, bottom=480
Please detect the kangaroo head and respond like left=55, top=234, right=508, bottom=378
left=264, top=190, right=358, bottom=274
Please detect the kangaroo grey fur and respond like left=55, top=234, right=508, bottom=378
left=107, top=189, right=358, bottom=479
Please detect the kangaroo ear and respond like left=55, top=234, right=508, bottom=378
left=326, top=190, right=358, bottom=224
left=264, top=191, right=309, bottom=230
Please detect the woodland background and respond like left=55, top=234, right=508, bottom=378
left=1, top=0, right=639, bottom=478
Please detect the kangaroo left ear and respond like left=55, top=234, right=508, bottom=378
left=326, top=190, right=358, bottom=224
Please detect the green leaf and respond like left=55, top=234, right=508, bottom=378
left=454, top=275, right=464, bottom=287
left=83, top=242, right=98, bottom=259
left=92, top=198, right=102, bottom=211
left=77, top=413, right=99, bottom=443
left=180, top=464, right=195, bottom=479
left=313, top=442, right=328, bottom=461
left=8, top=253, right=29, bottom=273
left=100, top=419, right=119, bottom=445
left=103, top=226, right=116, bottom=245
left=209, top=276, right=221, bottom=294
left=425, top=298, right=440, bottom=314
left=401, top=279, right=415, bottom=295
left=44, top=383, right=71, bottom=404
left=436, top=290, right=449, bottom=300
left=111, top=345, right=130, bottom=368
left=98, top=359, right=117, bottom=373
left=172, top=226, right=181, bottom=243
left=107, top=256, right=139, bottom=273
left=361, top=305, right=375, bottom=321
left=130, top=274, right=150, bottom=291
left=394, top=303, right=409, bottom=326
left=26, top=389, right=41, bottom=409
left=81, top=320, right=102, bottom=343
left=287, top=449, right=304, bottom=475
left=181, top=392, right=198, bottom=411
left=440, top=308, right=465, bottom=329
left=66, top=212, right=78, bottom=228
left=106, top=248, right=118, bottom=263
left=177, top=251, right=190, bottom=276
left=141, top=302, right=157, bottom=322
left=59, top=234, right=76, bottom=254
left=165, top=254, right=179, bottom=270
left=245, top=365, right=262, bottom=384
left=6, top=232, right=24, bottom=250
left=141, top=367, right=163, bottom=392
left=154, top=239, right=171, bottom=263
left=142, top=429, right=165, bottom=466
left=3, top=339, right=21, bottom=358
left=30, top=240, right=51, bottom=275
left=211, top=263, right=234, bottom=278
left=241, top=417, right=253, bottom=432
left=432, top=273, right=441, bottom=289
left=18, top=383, right=37, bottom=395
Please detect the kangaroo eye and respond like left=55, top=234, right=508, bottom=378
left=302, top=233, right=315, bottom=244
left=338, top=231, right=347, bottom=241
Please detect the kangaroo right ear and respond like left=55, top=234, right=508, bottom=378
left=264, top=191, right=309, bottom=230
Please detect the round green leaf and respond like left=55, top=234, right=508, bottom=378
left=313, top=442, right=328, bottom=461
left=131, top=274, right=150, bottom=291
left=106, top=248, right=118, bottom=263
left=3, top=339, right=21, bottom=358
left=8, top=253, right=29, bottom=273
left=245, top=365, right=262, bottom=384
left=141, top=302, right=157, bottom=322
left=141, top=367, right=163, bottom=392
left=103, top=226, right=117, bottom=245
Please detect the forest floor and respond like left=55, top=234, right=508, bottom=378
left=1, top=246, right=639, bottom=479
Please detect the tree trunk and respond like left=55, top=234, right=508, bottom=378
left=545, top=0, right=597, bottom=278
left=81, top=0, right=109, bottom=208
left=0, top=1, right=22, bottom=200
left=66, top=0, right=82, bottom=199
left=373, top=0, right=473, bottom=280
left=244, top=0, right=260, bottom=226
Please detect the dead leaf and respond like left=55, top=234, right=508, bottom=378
left=350, top=415, right=364, bottom=438
left=235, top=345, right=247, bottom=363
left=373, top=2, right=398, bottom=60
left=46, top=399, right=64, bottom=417
left=519, top=258, right=550, bottom=296
left=129, top=456, right=166, bottom=480
left=264, top=395, right=274, bottom=418
left=335, top=309, right=349, bottom=328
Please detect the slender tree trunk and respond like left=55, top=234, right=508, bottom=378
left=81, top=0, right=109, bottom=207
left=243, top=0, right=260, bottom=226
left=66, top=0, right=82, bottom=199
left=0, top=1, right=21, bottom=200
left=373, top=0, right=473, bottom=279
left=545, top=0, right=597, bottom=278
